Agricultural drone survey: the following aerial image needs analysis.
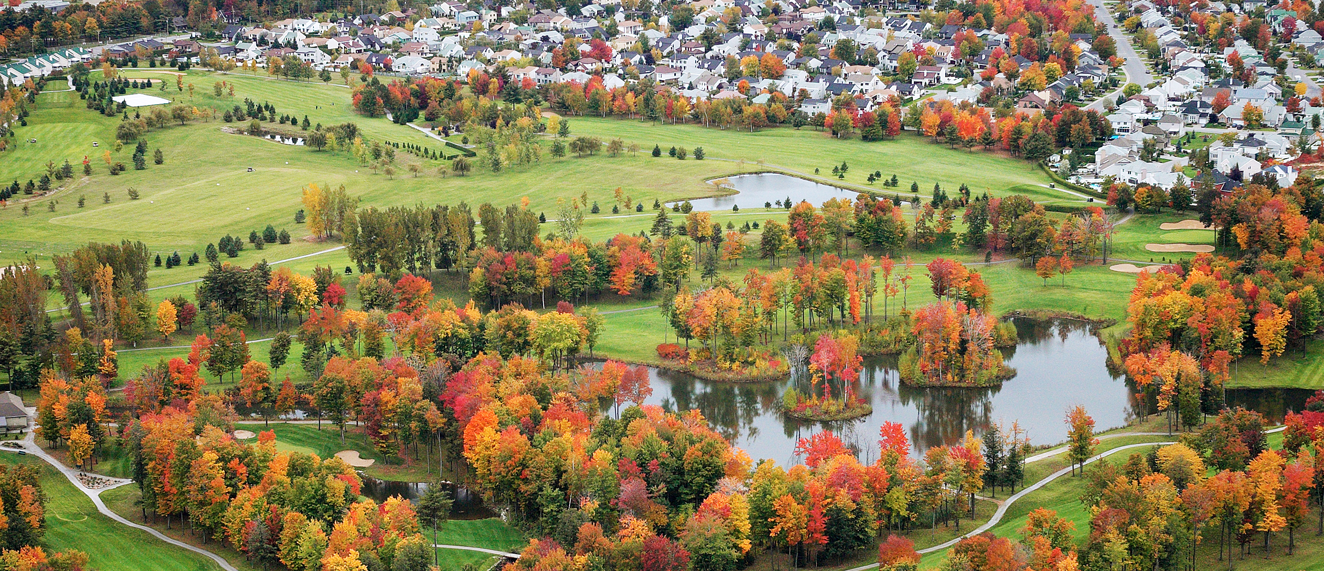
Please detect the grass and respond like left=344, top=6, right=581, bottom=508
left=99, top=484, right=265, bottom=571
left=264, top=423, right=447, bottom=482
left=430, top=518, right=526, bottom=552
left=0, top=69, right=1060, bottom=276
left=1224, top=340, right=1324, bottom=390
left=0, top=453, right=224, bottom=571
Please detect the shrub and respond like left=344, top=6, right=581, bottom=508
left=657, top=343, right=688, bottom=360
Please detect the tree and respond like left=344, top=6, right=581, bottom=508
left=68, top=423, right=95, bottom=470
left=1066, top=405, right=1096, bottom=475
left=415, top=483, right=452, bottom=569
left=156, top=300, right=177, bottom=340
left=878, top=535, right=919, bottom=570
left=238, top=360, right=274, bottom=424
left=1057, top=254, right=1073, bottom=287
left=642, top=535, right=690, bottom=571
left=1211, top=90, right=1233, bottom=115
left=269, top=331, right=292, bottom=375
left=1035, top=256, right=1057, bottom=286
left=1242, top=103, right=1264, bottom=129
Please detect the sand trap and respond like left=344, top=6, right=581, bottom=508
left=1146, top=243, right=1214, bottom=253
left=1110, top=263, right=1162, bottom=274
left=111, top=93, right=170, bottom=107
left=1159, top=220, right=1211, bottom=231
left=335, top=450, right=374, bottom=467
left=233, top=430, right=256, bottom=440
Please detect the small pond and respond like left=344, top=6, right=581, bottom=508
left=684, top=173, right=863, bottom=212
left=359, top=477, right=495, bottom=519
left=635, top=318, right=1316, bottom=465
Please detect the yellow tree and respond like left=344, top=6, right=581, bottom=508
left=1254, top=304, right=1290, bottom=364
left=1248, top=450, right=1287, bottom=552
left=97, top=339, right=117, bottom=385
left=67, top=424, right=94, bottom=470
left=156, top=300, right=177, bottom=340
left=302, top=183, right=329, bottom=238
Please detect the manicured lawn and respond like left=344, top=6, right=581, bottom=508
left=99, top=484, right=264, bottom=571
left=564, top=116, right=1065, bottom=204
left=264, top=423, right=447, bottom=483
left=0, top=454, right=225, bottom=571
left=430, top=518, right=526, bottom=552
left=1225, top=339, right=1324, bottom=390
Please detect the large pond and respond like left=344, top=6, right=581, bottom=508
left=353, top=317, right=1316, bottom=499
left=684, top=173, right=863, bottom=212
left=635, top=318, right=1317, bottom=465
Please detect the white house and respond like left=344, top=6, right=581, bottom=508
left=393, top=55, right=433, bottom=75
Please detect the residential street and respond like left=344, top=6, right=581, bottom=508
left=1086, top=0, right=1155, bottom=112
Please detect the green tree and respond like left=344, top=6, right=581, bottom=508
left=416, top=483, right=452, bottom=570
left=269, top=331, right=292, bottom=375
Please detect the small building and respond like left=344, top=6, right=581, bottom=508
left=0, top=393, right=28, bottom=434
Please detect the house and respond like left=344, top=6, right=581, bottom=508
left=456, top=10, right=480, bottom=26
left=912, top=65, right=943, bottom=86
left=1157, top=114, right=1184, bottom=136
left=296, top=47, right=331, bottom=68
left=0, top=393, right=27, bottom=434
left=1109, top=113, right=1137, bottom=135
left=534, top=67, right=562, bottom=85
left=393, top=55, right=433, bottom=75
left=801, top=98, right=832, bottom=116
left=653, top=65, right=681, bottom=83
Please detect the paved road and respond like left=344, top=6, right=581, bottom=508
left=0, top=433, right=239, bottom=571
left=1287, top=60, right=1321, bottom=99
left=431, top=544, right=520, bottom=559
left=1085, top=0, right=1154, bottom=112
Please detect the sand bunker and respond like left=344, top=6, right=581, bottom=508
left=233, top=430, right=256, bottom=440
left=1146, top=243, right=1214, bottom=253
left=1159, top=220, right=1211, bottom=231
left=335, top=450, right=375, bottom=467
left=1110, top=264, right=1162, bottom=274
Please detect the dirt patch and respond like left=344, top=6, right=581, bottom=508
left=1145, top=243, right=1214, bottom=253
left=1110, top=263, right=1162, bottom=274
left=233, top=430, right=256, bottom=440
left=1159, top=220, right=1210, bottom=231
left=335, top=450, right=374, bottom=467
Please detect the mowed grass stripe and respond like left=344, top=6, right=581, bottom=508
left=0, top=454, right=223, bottom=571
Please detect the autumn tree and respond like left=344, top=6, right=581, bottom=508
left=67, top=424, right=95, bottom=470
left=156, top=300, right=177, bottom=340
left=1066, top=405, right=1096, bottom=475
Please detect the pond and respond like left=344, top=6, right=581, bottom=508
left=684, top=173, right=864, bottom=212
left=358, top=476, right=496, bottom=519
left=635, top=318, right=1316, bottom=465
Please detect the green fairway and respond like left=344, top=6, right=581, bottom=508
left=0, top=68, right=1061, bottom=277
left=431, top=518, right=526, bottom=552
left=0, top=453, right=224, bottom=571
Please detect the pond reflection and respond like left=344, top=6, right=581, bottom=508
left=641, top=318, right=1141, bottom=464
left=358, top=477, right=495, bottom=519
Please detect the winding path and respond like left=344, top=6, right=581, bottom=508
left=0, top=433, right=239, bottom=571
left=430, top=544, right=520, bottom=559
left=840, top=440, right=1172, bottom=571
left=842, top=425, right=1287, bottom=570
